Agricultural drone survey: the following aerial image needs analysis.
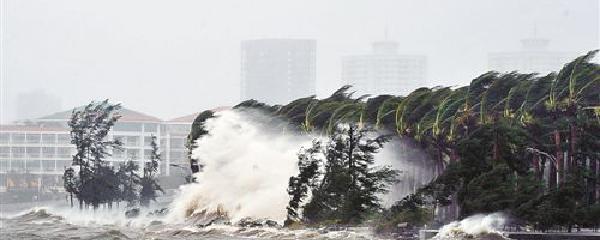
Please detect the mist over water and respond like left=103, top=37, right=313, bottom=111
left=374, top=138, right=434, bottom=207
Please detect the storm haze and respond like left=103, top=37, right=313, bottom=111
left=1, top=0, right=598, bottom=123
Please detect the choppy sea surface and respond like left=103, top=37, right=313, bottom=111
left=0, top=201, right=378, bottom=240
left=0, top=201, right=518, bottom=240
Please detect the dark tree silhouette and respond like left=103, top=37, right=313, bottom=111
left=289, top=124, right=399, bottom=224
left=140, top=135, right=164, bottom=207
left=64, top=100, right=122, bottom=209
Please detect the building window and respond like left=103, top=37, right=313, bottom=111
left=42, top=160, right=55, bottom=172
left=0, top=160, right=8, bottom=172
left=0, top=133, right=9, bottom=143
left=169, top=138, right=185, bottom=149
left=169, top=151, right=185, bottom=162
left=42, top=147, right=55, bottom=158
left=56, top=160, right=71, bottom=171
left=57, top=148, right=72, bottom=159
left=26, top=147, right=41, bottom=158
left=12, top=134, right=25, bottom=143
left=168, top=124, right=191, bottom=133
left=12, top=147, right=25, bottom=158
left=144, top=123, right=158, bottom=133
left=126, top=149, right=139, bottom=160
left=126, top=136, right=139, bottom=147
left=57, top=134, right=70, bottom=144
left=144, top=136, right=154, bottom=147
left=11, top=160, right=24, bottom=171
left=113, top=135, right=125, bottom=145
left=0, top=147, right=9, bottom=158
left=144, top=149, right=153, bottom=160
left=25, top=134, right=40, bottom=143
left=42, top=134, right=56, bottom=143
left=26, top=160, right=40, bottom=171
left=160, top=162, right=166, bottom=175
left=114, top=123, right=142, bottom=132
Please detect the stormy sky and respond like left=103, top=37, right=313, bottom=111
left=1, top=0, right=598, bottom=123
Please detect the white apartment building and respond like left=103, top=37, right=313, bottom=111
left=342, top=41, right=427, bottom=96
left=0, top=108, right=195, bottom=191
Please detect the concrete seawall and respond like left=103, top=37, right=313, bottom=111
left=505, top=232, right=600, bottom=240
left=419, top=230, right=600, bottom=240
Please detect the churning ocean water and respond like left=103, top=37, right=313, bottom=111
left=0, top=203, right=377, bottom=240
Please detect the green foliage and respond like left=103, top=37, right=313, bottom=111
left=286, top=139, right=323, bottom=223
left=288, top=124, right=399, bottom=225
left=140, top=135, right=164, bottom=207
left=63, top=100, right=163, bottom=209
left=187, top=110, right=216, bottom=174
left=63, top=100, right=123, bottom=208
left=187, top=51, right=600, bottom=228
left=117, top=160, right=141, bottom=207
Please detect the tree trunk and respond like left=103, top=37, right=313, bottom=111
left=533, top=153, right=541, bottom=181
left=595, top=159, right=600, bottom=204
left=437, top=148, right=444, bottom=177
left=569, top=123, right=577, bottom=170
left=449, top=147, right=458, bottom=163
left=493, top=139, right=499, bottom=162
left=553, top=130, right=563, bottom=187
left=548, top=163, right=557, bottom=190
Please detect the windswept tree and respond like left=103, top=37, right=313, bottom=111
left=63, top=167, right=77, bottom=207
left=286, top=139, right=323, bottom=225
left=118, top=160, right=141, bottom=207
left=64, top=100, right=122, bottom=209
left=140, top=135, right=164, bottom=207
left=189, top=51, right=599, bottom=229
left=289, top=123, right=399, bottom=225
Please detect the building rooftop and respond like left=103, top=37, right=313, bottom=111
left=0, top=124, right=68, bottom=132
left=167, top=106, right=231, bottom=123
left=38, top=108, right=163, bottom=123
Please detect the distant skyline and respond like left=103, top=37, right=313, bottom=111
left=241, top=39, right=316, bottom=105
left=1, top=0, right=598, bottom=123
left=342, top=40, right=427, bottom=96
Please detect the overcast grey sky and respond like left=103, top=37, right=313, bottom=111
left=1, top=0, right=598, bottom=123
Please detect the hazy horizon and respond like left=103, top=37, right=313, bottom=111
left=1, top=0, right=598, bottom=123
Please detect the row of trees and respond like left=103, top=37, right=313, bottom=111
left=63, top=101, right=163, bottom=209
left=188, top=51, right=599, bottom=229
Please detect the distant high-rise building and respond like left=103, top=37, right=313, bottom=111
left=241, top=39, right=316, bottom=104
left=342, top=41, right=427, bottom=96
left=488, top=38, right=573, bottom=74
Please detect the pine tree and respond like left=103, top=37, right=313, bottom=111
left=118, top=160, right=141, bottom=207
left=64, top=100, right=122, bottom=208
left=286, top=139, right=323, bottom=225
left=140, top=135, right=163, bottom=207
left=63, top=167, right=77, bottom=207
left=291, top=123, right=399, bottom=224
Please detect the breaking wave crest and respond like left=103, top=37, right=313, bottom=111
left=433, top=213, right=509, bottom=240
left=166, top=110, right=313, bottom=224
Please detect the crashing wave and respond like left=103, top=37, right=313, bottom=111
left=11, top=207, right=63, bottom=222
left=433, top=213, right=509, bottom=240
left=166, top=110, right=313, bottom=224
